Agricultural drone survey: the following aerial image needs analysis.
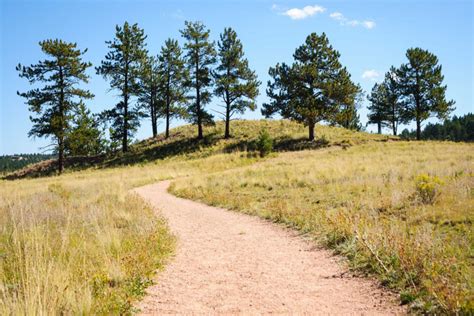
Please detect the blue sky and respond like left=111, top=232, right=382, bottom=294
left=1, top=0, right=472, bottom=154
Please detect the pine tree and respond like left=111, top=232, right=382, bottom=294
left=214, top=27, right=260, bottom=138
left=17, top=39, right=93, bottom=173
left=263, top=32, right=357, bottom=141
left=158, top=38, right=188, bottom=138
left=181, top=21, right=216, bottom=139
left=382, top=68, right=406, bottom=135
left=96, top=22, right=148, bottom=151
left=138, top=55, right=161, bottom=138
left=367, top=68, right=407, bottom=135
left=367, top=83, right=388, bottom=134
left=98, top=100, right=144, bottom=152
left=331, top=68, right=363, bottom=130
left=396, top=48, right=455, bottom=140
left=64, top=103, right=104, bottom=156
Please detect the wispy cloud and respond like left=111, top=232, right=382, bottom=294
left=362, top=70, right=380, bottom=81
left=171, top=9, right=185, bottom=20
left=280, top=5, right=326, bottom=20
left=329, top=11, right=376, bottom=29
left=272, top=4, right=376, bottom=29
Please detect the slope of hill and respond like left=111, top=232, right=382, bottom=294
left=4, top=120, right=395, bottom=179
left=171, top=140, right=474, bottom=313
left=2, top=119, right=471, bottom=314
left=0, top=154, right=55, bottom=174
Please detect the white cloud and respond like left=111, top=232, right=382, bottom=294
left=329, top=11, right=376, bottom=29
left=362, top=20, right=376, bottom=29
left=283, top=5, right=326, bottom=20
left=329, top=12, right=344, bottom=21
left=362, top=70, right=380, bottom=81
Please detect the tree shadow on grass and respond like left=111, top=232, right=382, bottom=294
left=102, top=132, right=222, bottom=167
left=222, top=135, right=331, bottom=154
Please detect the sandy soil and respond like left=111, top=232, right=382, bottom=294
left=134, top=181, right=405, bottom=315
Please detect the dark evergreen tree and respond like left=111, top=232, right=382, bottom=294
left=138, top=55, right=161, bottom=138
left=367, top=82, right=388, bottom=134
left=382, top=68, right=407, bottom=135
left=17, top=39, right=93, bottom=173
left=158, top=38, right=188, bottom=138
left=96, top=22, right=148, bottom=151
left=263, top=33, right=358, bottom=140
left=214, top=27, right=260, bottom=138
left=64, top=103, right=104, bottom=156
left=181, top=21, right=216, bottom=139
left=367, top=68, right=407, bottom=135
left=396, top=48, right=455, bottom=140
left=98, top=101, right=144, bottom=151
left=422, top=113, right=474, bottom=141
left=331, top=68, right=363, bottom=130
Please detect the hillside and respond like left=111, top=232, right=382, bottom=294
left=2, top=119, right=472, bottom=314
left=0, top=154, right=54, bottom=174
left=4, top=120, right=395, bottom=179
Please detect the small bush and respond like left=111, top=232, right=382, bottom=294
left=256, top=129, right=273, bottom=157
left=415, top=174, right=444, bottom=204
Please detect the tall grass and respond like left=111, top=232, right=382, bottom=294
left=0, top=153, right=258, bottom=314
left=171, top=141, right=474, bottom=313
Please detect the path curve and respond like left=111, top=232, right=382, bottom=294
left=134, top=181, right=404, bottom=314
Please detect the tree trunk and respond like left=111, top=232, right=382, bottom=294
left=58, top=137, right=64, bottom=174
left=123, top=93, right=128, bottom=152
left=308, top=119, right=315, bottom=141
left=416, top=119, right=421, bottom=140
left=195, top=49, right=203, bottom=140
left=392, top=122, right=397, bottom=136
left=151, top=100, right=157, bottom=138
left=58, top=64, right=65, bottom=174
left=123, top=62, right=129, bottom=152
left=224, top=89, right=230, bottom=139
left=165, top=74, right=171, bottom=139
left=415, top=71, right=421, bottom=141
left=224, top=109, right=230, bottom=139
left=377, top=122, right=382, bottom=134
left=197, top=87, right=202, bottom=139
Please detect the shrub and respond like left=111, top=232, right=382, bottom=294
left=256, top=129, right=273, bottom=157
left=415, top=174, right=444, bottom=204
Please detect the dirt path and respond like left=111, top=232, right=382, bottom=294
left=134, top=181, right=404, bottom=314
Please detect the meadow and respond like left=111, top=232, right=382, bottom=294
left=0, top=151, right=258, bottom=314
left=1, top=120, right=472, bottom=314
left=171, top=139, right=474, bottom=313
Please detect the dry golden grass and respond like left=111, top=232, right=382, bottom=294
left=171, top=141, right=474, bottom=313
left=2, top=120, right=472, bottom=314
left=0, top=153, right=258, bottom=314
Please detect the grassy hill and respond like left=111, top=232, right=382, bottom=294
left=1, top=119, right=472, bottom=314
left=4, top=120, right=394, bottom=179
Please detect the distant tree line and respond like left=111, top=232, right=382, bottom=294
left=400, top=113, right=473, bottom=142
left=16, top=21, right=457, bottom=173
left=0, top=154, right=54, bottom=173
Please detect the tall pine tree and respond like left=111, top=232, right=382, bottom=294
left=96, top=22, right=148, bottom=152
left=214, top=27, right=260, bottom=138
left=181, top=21, right=216, bottom=139
left=158, top=38, right=188, bottom=138
left=17, top=39, right=93, bottom=173
left=382, top=68, right=406, bottom=135
left=367, top=83, right=388, bottom=134
left=138, top=55, right=161, bottom=138
left=397, top=48, right=455, bottom=140
left=367, top=68, right=407, bottom=135
left=331, top=68, right=362, bottom=130
left=263, top=33, right=358, bottom=140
